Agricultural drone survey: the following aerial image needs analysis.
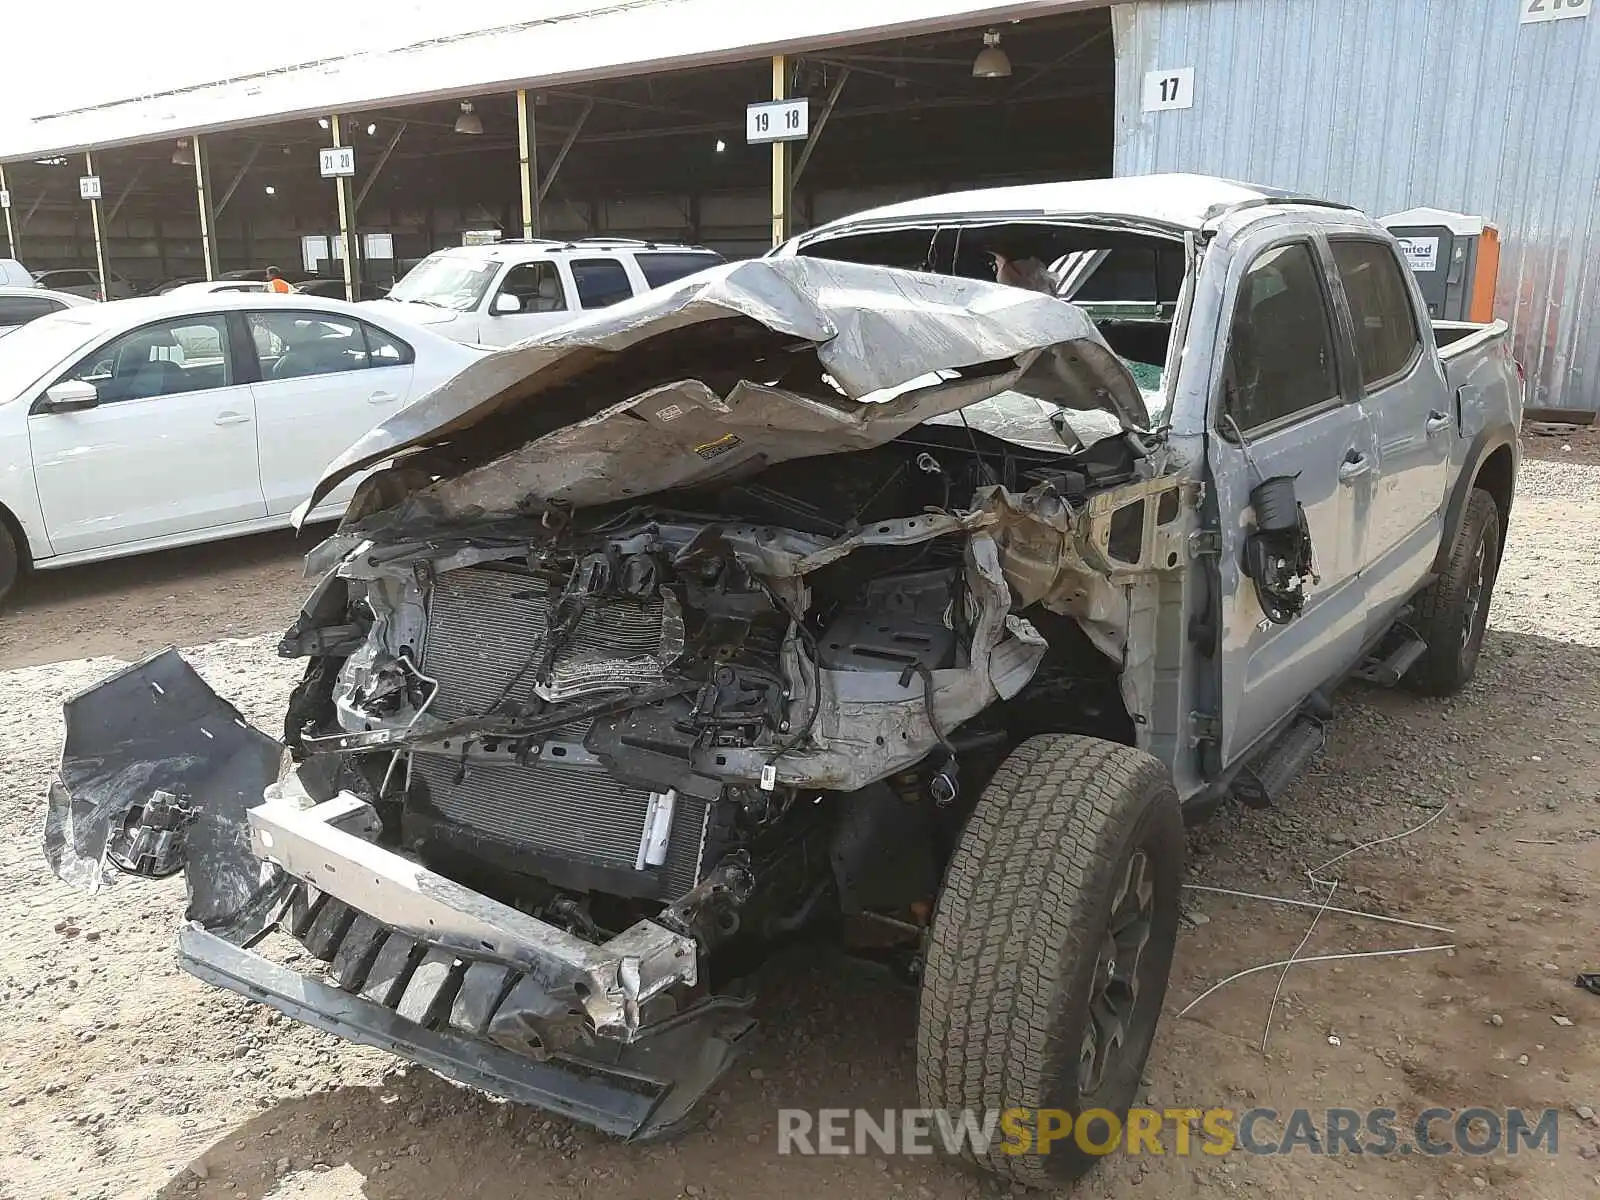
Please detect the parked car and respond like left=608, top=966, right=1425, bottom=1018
left=44, top=176, right=1521, bottom=1189
left=164, top=279, right=270, bottom=296
left=33, top=268, right=135, bottom=300
left=361, top=238, right=724, bottom=347
left=0, top=286, right=95, bottom=339
left=0, top=258, right=35, bottom=287
left=0, top=291, right=482, bottom=598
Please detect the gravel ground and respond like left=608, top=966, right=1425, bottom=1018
left=2, top=437, right=1599, bottom=1199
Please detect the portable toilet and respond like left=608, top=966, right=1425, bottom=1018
left=1380, top=207, right=1500, bottom=323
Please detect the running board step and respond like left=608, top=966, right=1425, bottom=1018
left=1232, top=717, right=1326, bottom=809
left=1354, top=633, right=1428, bottom=687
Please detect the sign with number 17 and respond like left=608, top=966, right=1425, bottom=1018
left=1142, top=68, right=1195, bottom=112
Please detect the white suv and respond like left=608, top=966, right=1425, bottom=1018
left=360, top=238, right=723, bottom=347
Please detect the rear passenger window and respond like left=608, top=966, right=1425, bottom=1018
left=635, top=252, right=722, bottom=289
left=1330, top=239, right=1423, bottom=388
left=249, top=312, right=370, bottom=379
left=570, top=258, right=634, bottom=308
left=360, top=321, right=413, bottom=366
left=0, top=296, right=64, bottom=326
left=1223, top=242, right=1341, bottom=434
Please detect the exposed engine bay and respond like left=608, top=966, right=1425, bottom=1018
left=44, top=257, right=1192, bottom=1136
left=283, top=416, right=1177, bottom=950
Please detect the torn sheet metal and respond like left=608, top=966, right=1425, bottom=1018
left=707, top=533, right=1047, bottom=791
left=44, top=648, right=291, bottom=940
left=298, top=257, right=1147, bottom=518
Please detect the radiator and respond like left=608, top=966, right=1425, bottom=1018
left=420, top=563, right=668, bottom=717
left=413, top=563, right=706, bottom=897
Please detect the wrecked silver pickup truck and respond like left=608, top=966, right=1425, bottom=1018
left=45, top=175, right=1520, bottom=1188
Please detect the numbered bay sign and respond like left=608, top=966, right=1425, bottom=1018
left=1521, top=0, right=1591, bottom=23
left=1142, top=68, right=1195, bottom=112
left=746, top=99, right=810, bottom=145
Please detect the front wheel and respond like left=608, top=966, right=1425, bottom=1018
left=915, top=734, right=1184, bottom=1188
left=0, top=521, right=20, bottom=606
left=1407, top=488, right=1501, bottom=696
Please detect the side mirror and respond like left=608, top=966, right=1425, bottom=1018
left=39, top=380, right=100, bottom=413
left=491, top=292, right=522, bottom=315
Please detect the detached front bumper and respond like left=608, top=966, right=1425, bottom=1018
left=179, top=925, right=751, bottom=1137
left=44, top=648, right=754, bottom=1141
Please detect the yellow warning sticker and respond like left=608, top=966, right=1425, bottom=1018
left=692, top=433, right=743, bottom=460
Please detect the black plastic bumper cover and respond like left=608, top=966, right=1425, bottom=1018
left=177, top=924, right=753, bottom=1139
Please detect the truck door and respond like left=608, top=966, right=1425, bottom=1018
left=479, top=261, right=573, bottom=348
left=1206, top=235, right=1376, bottom=767
left=1326, top=237, right=1451, bottom=627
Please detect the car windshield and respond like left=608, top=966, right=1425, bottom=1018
left=387, top=255, right=499, bottom=311
left=0, top=312, right=104, bottom=396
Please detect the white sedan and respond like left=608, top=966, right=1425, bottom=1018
left=0, top=291, right=483, bottom=599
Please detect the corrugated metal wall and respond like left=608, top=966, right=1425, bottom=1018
left=1111, top=0, right=1600, bottom=411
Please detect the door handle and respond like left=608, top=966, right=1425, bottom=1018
left=1338, top=452, right=1373, bottom=483
left=1425, top=411, right=1453, bottom=436
left=213, top=411, right=252, bottom=426
left=368, top=390, right=399, bottom=405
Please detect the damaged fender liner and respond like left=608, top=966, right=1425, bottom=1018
left=177, top=925, right=753, bottom=1140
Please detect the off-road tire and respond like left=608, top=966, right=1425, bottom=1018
left=1407, top=488, right=1500, bottom=696
left=916, top=734, right=1184, bottom=1188
left=0, top=521, right=19, bottom=606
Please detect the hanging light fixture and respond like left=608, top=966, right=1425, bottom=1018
left=454, top=101, right=484, bottom=135
left=171, top=139, right=194, bottom=166
left=972, top=30, right=1012, bottom=79
left=366, top=122, right=378, bottom=136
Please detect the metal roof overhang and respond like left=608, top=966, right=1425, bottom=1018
left=2, top=0, right=1101, bottom=162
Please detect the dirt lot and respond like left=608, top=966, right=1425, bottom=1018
left=2, top=436, right=1599, bottom=1200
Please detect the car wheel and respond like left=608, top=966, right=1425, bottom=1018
left=0, top=521, right=20, bottom=605
left=915, top=734, right=1184, bottom=1188
left=1407, top=488, right=1501, bottom=696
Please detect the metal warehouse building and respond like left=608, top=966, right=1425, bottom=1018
left=2, top=0, right=1596, bottom=409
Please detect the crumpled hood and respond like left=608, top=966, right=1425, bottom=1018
left=358, top=298, right=464, bottom=328
left=300, top=257, right=1147, bottom=520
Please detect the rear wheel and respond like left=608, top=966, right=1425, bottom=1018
left=1407, top=488, right=1500, bottom=696
left=915, top=734, right=1184, bottom=1188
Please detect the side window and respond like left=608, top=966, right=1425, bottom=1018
left=570, top=258, right=635, bottom=308
left=249, top=311, right=370, bottom=380
left=0, top=296, right=64, bottom=327
left=1330, top=239, right=1423, bottom=389
left=1223, top=242, right=1341, bottom=433
left=495, top=262, right=567, bottom=313
left=58, top=316, right=234, bottom=403
left=635, top=252, right=723, bottom=288
left=360, top=321, right=414, bottom=367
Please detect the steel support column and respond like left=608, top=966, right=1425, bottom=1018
left=331, top=115, right=360, bottom=302
left=0, top=164, right=15, bottom=258
left=193, top=134, right=220, bottom=280
left=85, top=153, right=109, bottom=301
left=770, top=56, right=789, bottom=248
left=517, top=89, right=540, bottom=239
